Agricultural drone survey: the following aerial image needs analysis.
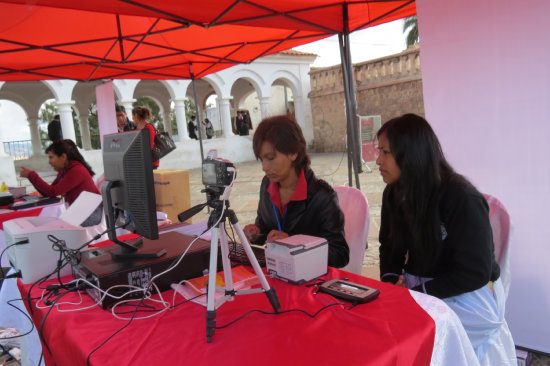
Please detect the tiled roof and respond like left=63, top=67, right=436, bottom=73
left=278, top=49, right=317, bottom=57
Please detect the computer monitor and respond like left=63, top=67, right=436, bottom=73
left=101, top=129, right=165, bottom=260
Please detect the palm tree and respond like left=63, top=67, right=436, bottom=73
left=403, top=16, right=419, bottom=47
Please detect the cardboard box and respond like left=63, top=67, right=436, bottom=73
left=153, top=169, right=191, bottom=223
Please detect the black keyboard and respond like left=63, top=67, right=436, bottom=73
left=228, top=241, right=266, bottom=267
left=9, top=196, right=61, bottom=210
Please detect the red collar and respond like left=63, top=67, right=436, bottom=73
left=267, top=169, right=307, bottom=214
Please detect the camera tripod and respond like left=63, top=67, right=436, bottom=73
left=202, top=187, right=280, bottom=342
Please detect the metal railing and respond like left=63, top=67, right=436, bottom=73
left=3, top=140, right=33, bottom=160
left=3, top=135, right=101, bottom=159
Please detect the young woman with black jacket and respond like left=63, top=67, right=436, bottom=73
left=243, top=115, right=349, bottom=268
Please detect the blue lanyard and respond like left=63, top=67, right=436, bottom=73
left=271, top=202, right=287, bottom=232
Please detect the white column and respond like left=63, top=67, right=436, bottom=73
left=163, top=110, right=171, bottom=136
left=0, top=124, right=7, bottom=157
left=292, top=95, right=312, bottom=145
left=79, top=114, right=92, bottom=150
left=57, top=102, right=76, bottom=143
left=259, top=97, right=270, bottom=120
left=218, top=98, right=234, bottom=138
left=120, top=100, right=135, bottom=117
left=0, top=92, right=17, bottom=184
left=28, top=116, right=43, bottom=156
left=173, top=99, right=189, bottom=140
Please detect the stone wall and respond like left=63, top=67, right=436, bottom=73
left=309, top=45, right=424, bottom=152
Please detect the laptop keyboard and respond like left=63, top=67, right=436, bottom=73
left=228, top=241, right=266, bottom=267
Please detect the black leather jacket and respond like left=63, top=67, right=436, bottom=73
left=253, top=169, right=349, bottom=268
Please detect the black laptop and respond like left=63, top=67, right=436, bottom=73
left=9, top=195, right=61, bottom=210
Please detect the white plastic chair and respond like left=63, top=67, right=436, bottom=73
left=334, top=186, right=370, bottom=275
left=479, top=193, right=517, bottom=366
left=95, top=173, right=105, bottom=192
left=483, top=193, right=511, bottom=299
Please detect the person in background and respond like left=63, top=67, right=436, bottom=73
left=243, top=115, right=349, bottom=268
left=115, top=105, right=136, bottom=132
left=47, top=114, right=63, bottom=142
left=188, top=115, right=198, bottom=140
left=204, top=118, right=214, bottom=139
left=132, top=106, right=159, bottom=169
left=19, top=140, right=99, bottom=205
left=376, top=113, right=509, bottom=361
left=235, top=111, right=250, bottom=136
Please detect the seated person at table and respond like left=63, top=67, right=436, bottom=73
left=20, top=140, right=99, bottom=205
left=376, top=113, right=508, bottom=361
left=243, top=115, right=349, bottom=268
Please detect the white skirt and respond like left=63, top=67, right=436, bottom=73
left=404, top=274, right=514, bottom=362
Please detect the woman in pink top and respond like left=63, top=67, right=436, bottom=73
left=20, top=140, right=99, bottom=205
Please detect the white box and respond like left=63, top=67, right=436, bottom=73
left=265, top=234, right=328, bottom=284
left=4, top=216, right=88, bottom=284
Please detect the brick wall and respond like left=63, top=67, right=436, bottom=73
left=309, top=45, right=424, bottom=152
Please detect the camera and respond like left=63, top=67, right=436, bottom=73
left=202, top=157, right=235, bottom=187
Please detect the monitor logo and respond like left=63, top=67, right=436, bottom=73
left=110, top=139, right=120, bottom=150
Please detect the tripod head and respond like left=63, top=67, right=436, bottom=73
left=177, top=151, right=236, bottom=223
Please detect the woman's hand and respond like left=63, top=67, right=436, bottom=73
left=243, top=224, right=261, bottom=242
left=395, top=275, right=407, bottom=288
left=20, top=167, right=32, bottom=178
left=266, top=230, right=289, bottom=242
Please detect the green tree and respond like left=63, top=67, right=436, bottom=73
left=86, top=103, right=101, bottom=149
left=185, top=99, right=196, bottom=121
left=38, top=100, right=57, bottom=150
left=403, top=16, right=419, bottom=47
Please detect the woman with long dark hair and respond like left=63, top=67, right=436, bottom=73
left=20, top=139, right=99, bottom=205
left=132, top=105, right=159, bottom=169
left=376, top=113, right=510, bottom=362
left=243, top=115, right=349, bottom=268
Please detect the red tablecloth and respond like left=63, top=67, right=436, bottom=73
left=19, top=265, right=435, bottom=366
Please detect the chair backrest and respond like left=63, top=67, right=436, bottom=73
left=334, top=186, right=370, bottom=275
left=483, top=193, right=511, bottom=299
left=95, top=173, right=105, bottom=192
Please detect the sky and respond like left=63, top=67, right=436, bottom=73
left=294, top=19, right=407, bottom=67
left=0, top=19, right=407, bottom=144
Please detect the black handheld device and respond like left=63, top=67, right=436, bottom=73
left=318, top=279, right=380, bottom=303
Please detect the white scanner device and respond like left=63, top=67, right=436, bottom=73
left=265, top=234, right=328, bottom=284
left=4, top=216, right=88, bottom=284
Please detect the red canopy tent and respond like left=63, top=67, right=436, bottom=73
left=0, top=0, right=415, bottom=32
left=0, top=0, right=416, bottom=186
left=0, top=2, right=331, bottom=81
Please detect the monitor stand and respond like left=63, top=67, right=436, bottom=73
left=102, top=180, right=166, bottom=261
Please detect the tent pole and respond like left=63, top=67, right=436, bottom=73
left=342, top=32, right=363, bottom=178
left=339, top=34, right=354, bottom=187
left=338, top=5, right=361, bottom=189
left=190, top=67, right=205, bottom=162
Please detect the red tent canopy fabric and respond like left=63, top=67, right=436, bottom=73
left=0, top=0, right=416, bottom=81
left=0, top=3, right=330, bottom=81
left=0, top=0, right=415, bottom=33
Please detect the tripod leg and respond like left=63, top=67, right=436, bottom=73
left=218, top=222, right=235, bottom=295
left=231, top=221, right=280, bottom=313
left=206, top=225, right=220, bottom=343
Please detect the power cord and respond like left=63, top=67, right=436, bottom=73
left=215, top=301, right=347, bottom=330
left=0, top=240, right=29, bottom=278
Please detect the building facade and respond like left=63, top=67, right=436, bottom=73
left=309, top=45, right=423, bottom=152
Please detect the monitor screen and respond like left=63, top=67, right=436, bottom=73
left=101, top=129, right=159, bottom=247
